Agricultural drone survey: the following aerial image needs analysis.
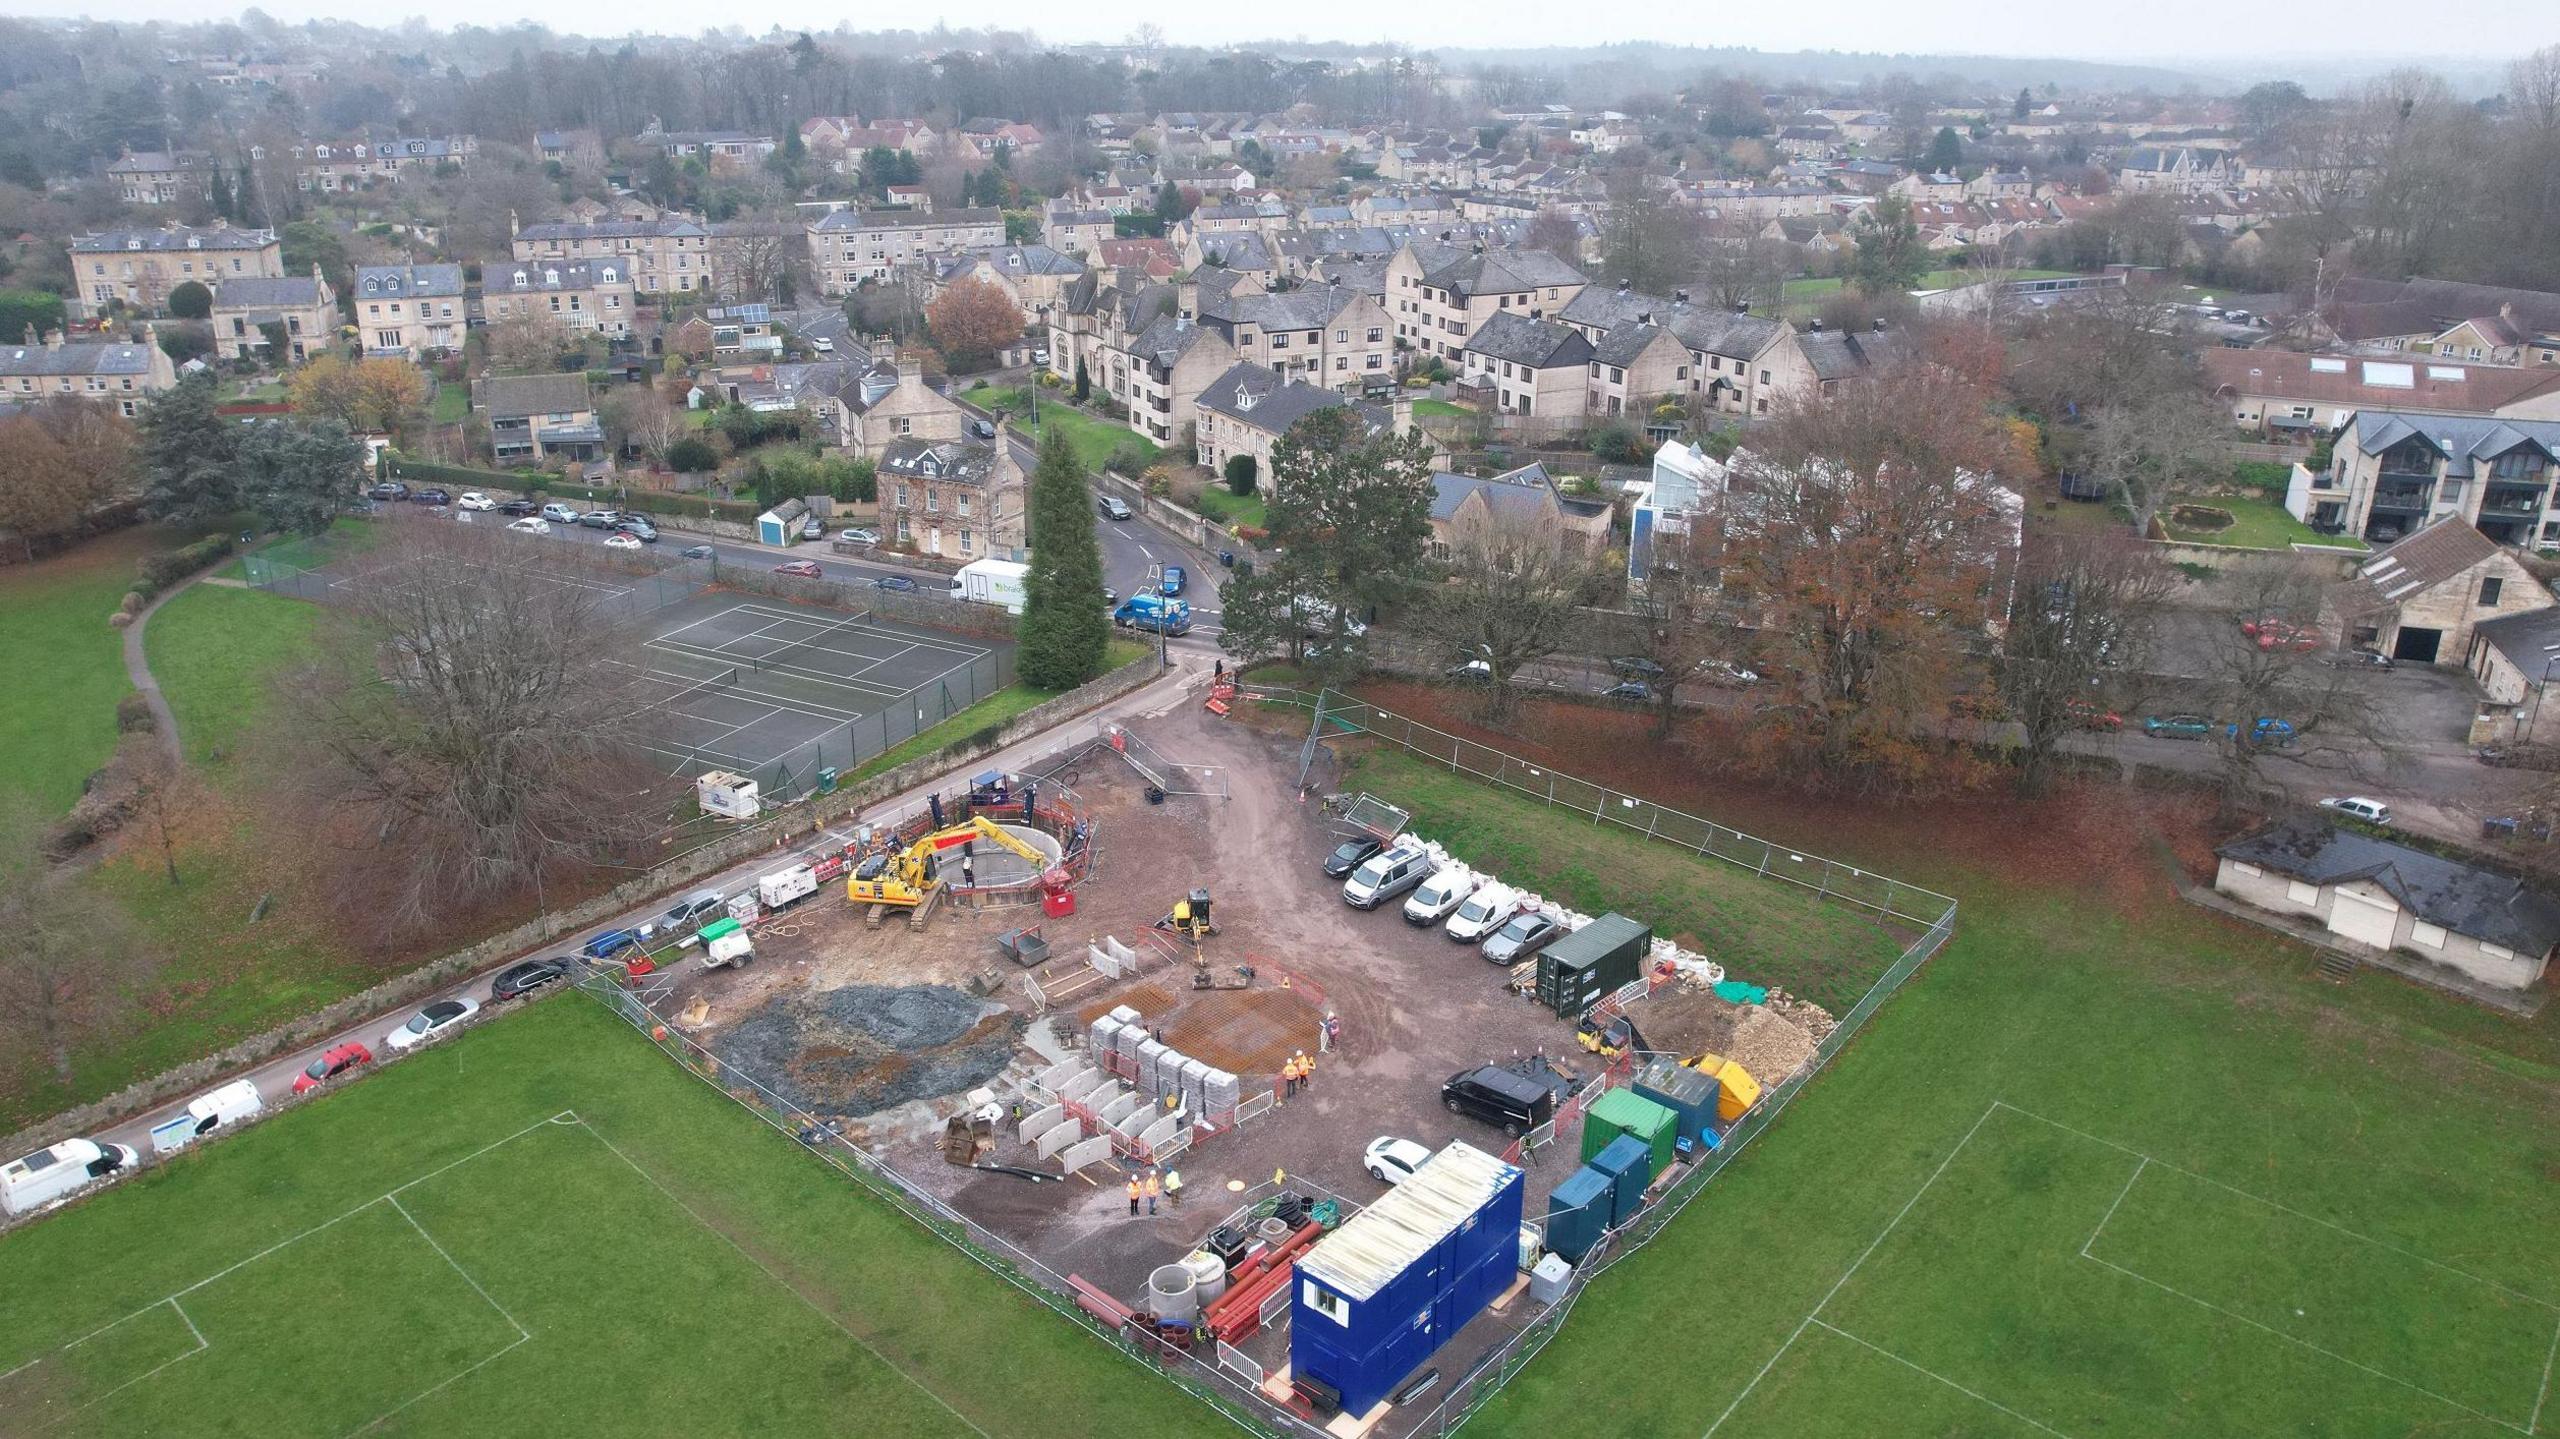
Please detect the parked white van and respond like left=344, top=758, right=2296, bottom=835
left=1444, top=883, right=1522, bottom=944
left=1402, top=864, right=1480, bottom=926
left=148, top=1078, right=264, bottom=1156
left=2, top=1137, right=140, bottom=1216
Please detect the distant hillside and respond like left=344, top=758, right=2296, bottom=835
left=1425, top=42, right=2205, bottom=95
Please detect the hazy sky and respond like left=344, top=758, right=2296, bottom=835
left=2, top=0, right=2548, bottom=64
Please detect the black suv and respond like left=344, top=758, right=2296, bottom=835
left=1440, top=1065, right=1558, bottom=1137
left=411, top=487, right=451, bottom=506
left=497, top=497, right=540, bottom=517
left=368, top=481, right=409, bottom=501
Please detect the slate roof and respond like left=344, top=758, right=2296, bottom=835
left=1464, top=311, right=1591, bottom=369
left=1200, top=286, right=1357, bottom=333
left=0, top=338, right=157, bottom=378
left=472, top=373, right=592, bottom=419
left=72, top=225, right=275, bottom=253
left=811, top=207, right=1002, bottom=234
left=2340, top=519, right=2503, bottom=615
left=513, top=218, right=709, bottom=242
left=1558, top=286, right=1786, bottom=361
left=1428, top=463, right=1610, bottom=523
left=488, top=259, right=631, bottom=291
left=354, top=264, right=464, bottom=300
left=1196, top=361, right=1382, bottom=437
left=2345, top=411, right=2560, bottom=479
left=1403, top=240, right=1585, bottom=298
left=2470, top=606, right=2560, bottom=676
left=1194, top=232, right=1277, bottom=272
left=879, top=437, right=1002, bottom=485
left=1592, top=322, right=1676, bottom=368
left=1127, top=315, right=1219, bottom=373
left=1795, top=326, right=1913, bottom=381
left=211, top=276, right=325, bottom=309
left=2218, top=818, right=2560, bottom=955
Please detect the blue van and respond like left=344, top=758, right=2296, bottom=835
left=581, top=928, right=642, bottom=961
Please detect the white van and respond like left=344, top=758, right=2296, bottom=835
left=1445, top=883, right=1522, bottom=944
left=148, top=1078, right=264, bottom=1156
left=1343, top=843, right=1432, bottom=910
left=1403, top=865, right=1480, bottom=926
left=1, top=1137, right=140, bottom=1216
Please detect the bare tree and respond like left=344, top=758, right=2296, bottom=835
left=0, top=800, right=160, bottom=1084
left=1693, top=224, right=1789, bottom=315
left=2197, top=559, right=2407, bottom=817
left=281, top=523, right=676, bottom=934
left=1622, top=519, right=1757, bottom=739
left=2085, top=389, right=2230, bottom=539
left=1995, top=530, right=2175, bottom=795
left=1420, top=510, right=1612, bottom=723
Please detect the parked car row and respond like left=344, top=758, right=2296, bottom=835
left=1328, top=836, right=1564, bottom=966
left=2140, top=714, right=2296, bottom=745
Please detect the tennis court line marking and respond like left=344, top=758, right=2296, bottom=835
left=721, top=601, right=992, bottom=661
left=570, top=1116, right=996, bottom=1439
left=14, top=1112, right=578, bottom=1432
left=644, top=635, right=911, bottom=699
left=615, top=664, right=879, bottom=735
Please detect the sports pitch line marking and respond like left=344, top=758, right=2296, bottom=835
left=1701, top=1099, right=2560, bottom=1439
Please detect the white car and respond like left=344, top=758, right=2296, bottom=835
left=506, top=517, right=551, bottom=536
left=811, top=337, right=834, bottom=353
left=384, top=997, right=479, bottom=1052
left=456, top=491, right=495, bottom=512
left=1363, top=1136, right=1434, bottom=1186
left=2318, top=796, right=2393, bottom=826
left=603, top=533, right=643, bottom=551
left=1697, top=659, right=1761, bottom=687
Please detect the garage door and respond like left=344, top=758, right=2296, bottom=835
left=2328, top=888, right=2399, bottom=948
left=2393, top=626, right=2443, bottom=664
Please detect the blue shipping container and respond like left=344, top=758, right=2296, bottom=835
left=1293, top=1143, right=1526, bottom=1418
left=1590, top=1133, right=1652, bottom=1227
left=1543, top=1166, right=1611, bottom=1263
left=1632, top=1057, right=1719, bottom=1148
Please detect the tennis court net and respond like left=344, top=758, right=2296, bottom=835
left=642, top=664, right=741, bottom=713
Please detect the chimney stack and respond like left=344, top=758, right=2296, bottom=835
left=1808, top=318, right=1823, bottom=332
left=1617, top=279, right=1631, bottom=292
left=1873, top=318, right=1886, bottom=332
left=1674, top=289, right=1689, bottom=304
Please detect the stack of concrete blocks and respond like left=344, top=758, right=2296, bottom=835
left=1177, top=1057, right=1209, bottom=1118
left=1113, top=1016, right=1144, bottom=1078
left=1089, top=1012, right=1125, bottom=1061
left=1201, top=1066, right=1240, bottom=1120
left=1135, top=1036, right=1168, bottom=1098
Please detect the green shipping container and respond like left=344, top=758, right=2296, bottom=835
left=1579, top=1088, right=1677, bottom=1175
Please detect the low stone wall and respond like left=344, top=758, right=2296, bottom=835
left=1095, top=470, right=1233, bottom=554
left=0, top=652, right=1162, bottom=1165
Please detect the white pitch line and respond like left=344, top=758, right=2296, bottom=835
left=2080, top=1157, right=2147, bottom=1259
left=1809, top=1320, right=2084, bottom=1439
left=2528, top=1313, right=2560, bottom=1435
left=384, top=1195, right=530, bottom=1340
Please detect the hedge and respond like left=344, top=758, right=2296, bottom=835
left=137, top=533, right=235, bottom=590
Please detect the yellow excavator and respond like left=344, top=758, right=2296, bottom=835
left=847, top=816, right=1046, bottom=928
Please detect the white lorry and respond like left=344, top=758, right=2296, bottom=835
left=950, top=558, right=1030, bottom=615
left=2, top=1137, right=141, bottom=1216
left=756, top=864, right=820, bottom=909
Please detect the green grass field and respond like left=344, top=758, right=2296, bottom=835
left=1193, top=484, right=1267, bottom=531
left=0, top=997, right=1229, bottom=1438
left=144, top=585, right=319, bottom=764
left=2163, top=493, right=2369, bottom=552
left=1342, top=747, right=1909, bottom=1010
left=0, top=531, right=149, bottom=813
left=963, top=385, right=1158, bottom=472
left=1463, top=814, right=2560, bottom=1438
left=1411, top=398, right=1470, bottom=420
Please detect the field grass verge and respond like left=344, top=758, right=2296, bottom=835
left=144, top=584, right=319, bottom=765
left=0, top=530, right=151, bottom=812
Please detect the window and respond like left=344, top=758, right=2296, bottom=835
left=957, top=495, right=971, bottom=518
left=2482, top=576, right=2504, bottom=606
left=2230, top=861, right=2261, bottom=878
left=1304, top=1282, right=1349, bottom=1325
left=2409, top=920, right=2446, bottom=949
left=895, top=484, right=910, bottom=507
left=1366, top=355, right=1382, bottom=369
left=959, top=530, right=974, bottom=554
left=1367, top=327, right=1383, bottom=342
left=1271, top=334, right=1289, bottom=349
left=2485, top=941, right=2517, bottom=959
left=2285, top=879, right=2320, bottom=906
left=926, top=491, right=938, bottom=513
left=1759, top=369, right=1771, bottom=385
left=1334, top=329, right=1347, bottom=343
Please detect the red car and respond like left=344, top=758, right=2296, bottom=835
left=773, top=560, right=822, bottom=578
left=292, top=1042, right=373, bottom=1095
left=2254, top=621, right=2320, bottom=653
left=2065, top=699, right=2123, bottom=731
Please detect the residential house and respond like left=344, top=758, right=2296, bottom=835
left=535, top=130, right=605, bottom=168
left=350, top=264, right=465, bottom=358
left=1889, top=171, right=1966, bottom=203
left=1427, top=463, right=1612, bottom=560
left=830, top=356, right=966, bottom=458
left=1192, top=361, right=1406, bottom=493
left=2464, top=604, right=2560, bottom=746
left=1556, top=285, right=1796, bottom=415
left=2332, top=518, right=2549, bottom=667
left=481, top=259, right=636, bottom=340
left=1385, top=241, right=1587, bottom=364
left=2293, top=410, right=2560, bottom=547
left=933, top=245, right=1085, bottom=326
left=511, top=215, right=716, bottom=297
left=1965, top=170, right=2033, bottom=200
left=1116, top=315, right=1237, bottom=445
left=806, top=208, right=1005, bottom=293
left=2319, top=278, right=2560, bottom=367
left=707, top=219, right=806, bottom=304
left=877, top=432, right=1027, bottom=562
left=2114, top=146, right=2231, bottom=195
left=68, top=226, right=282, bottom=319
left=1046, top=267, right=1176, bottom=392
left=1096, top=237, right=1179, bottom=278
left=2214, top=819, right=2560, bottom=993
left=0, top=327, right=177, bottom=418
left=2429, top=309, right=2560, bottom=369
left=296, top=135, right=473, bottom=191
left=210, top=269, right=336, bottom=362
left=1584, top=323, right=1692, bottom=420
left=1458, top=311, right=1593, bottom=419
left=1194, top=281, right=1394, bottom=395
left=1044, top=207, right=1116, bottom=256
left=1627, top=438, right=1729, bottom=584
left=472, top=373, right=602, bottom=465
left=883, top=185, right=932, bottom=211
left=1790, top=323, right=1915, bottom=398
left=107, top=149, right=215, bottom=205
left=639, top=127, right=777, bottom=164
left=2207, top=350, right=2560, bottom=439
left=1183, top=230, right=1282, bottom=283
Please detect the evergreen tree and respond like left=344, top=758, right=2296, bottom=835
left=238, top=418, right=362, bottom=535
left=137, top=372, right=240, bottom=526
left=1924, top=126, right=1965, bottom=173
left=1073, top=356, right=1090, bottom=403
left=2014, top=87, right=2033, bottom=119
left=1016, top=426, right=1110, bottom=689
left=1218, top=406, right=1435, bottom=674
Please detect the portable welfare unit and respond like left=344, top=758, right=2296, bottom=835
left=1632, top=1057, right=1721, bottom=1149
left=1588, top=1133, right=1653, bottom=1226
left=1543, top=1166, right=1612, bottom=1263
left=1689, top=1054, right=1765, bottom=1125
left=1293, top=1142, right=1526, bottom=1420
left=1534, top=912, right=1652, bottom=1017
left=1580, top=1088, right=1677, bottom=1176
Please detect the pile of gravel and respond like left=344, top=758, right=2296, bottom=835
left=714, top=984, right=1024, bottom=1120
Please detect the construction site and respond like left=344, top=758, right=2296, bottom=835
left=609, top=673, right=1947, bottom=1439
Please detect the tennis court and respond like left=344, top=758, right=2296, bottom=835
left=626, top=597, right=1011, bottom=795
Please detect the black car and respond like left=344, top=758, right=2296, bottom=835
left=492, top=958, right=570, bottom=1001
left=614, top=517, right=659, bottom=542
left=874, top=575, right=919, bottom=592
left=1322, top=835, right=1384, bottom=879
left=497, top=498, right=540, bottom=517
left=1441, top=1065, right=1557, bottom=1137
left=1610, top=655, right=1667, bottom=679
left=411, top=487, right=451, bottom=506
left=1600, top=680, right=1656, bottom=703
left=368, top=481, right=409, bottom=501
left=679, top=544, right=716, bottom=560
left=578, top=509, right=621, bottom=529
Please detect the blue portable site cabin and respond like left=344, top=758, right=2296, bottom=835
left=1543, top=1166, right=1611, bottom=1263
left=1632, top=1057, right=1720, bottom=1149
left=1589, top=1133, right=1653, bottom=1227
left=1292, top=1142, right=1525, bottom=1420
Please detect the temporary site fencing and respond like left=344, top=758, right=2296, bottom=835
left=567, top=681, right=1954, bottom=1439
left=698, top=643, right=1016, bottom=808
